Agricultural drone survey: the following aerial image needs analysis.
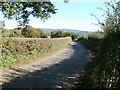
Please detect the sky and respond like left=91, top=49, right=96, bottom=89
left=0, top=0, right=108, bottom=31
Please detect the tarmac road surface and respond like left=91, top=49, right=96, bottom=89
left=1, top=41, right=91, bottom=88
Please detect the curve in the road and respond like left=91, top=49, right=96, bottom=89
left=2, top=41, right=91, bottom=88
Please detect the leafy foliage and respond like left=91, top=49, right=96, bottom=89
left=0, top=2, right=57, bottom=26
left=21, top=25, right=40, bottom=38
left=102, top=1, right=120, bottom=34
left=21, top=25, right=48, bottom=38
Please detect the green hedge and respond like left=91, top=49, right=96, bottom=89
left=1, top=37, right=72, bottom=68
left=77, top=32, right=120, bottom=88
left=50, top=30, right=81, bottom=40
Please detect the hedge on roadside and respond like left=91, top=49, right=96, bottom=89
left=1, top=37, right=72, bottom=68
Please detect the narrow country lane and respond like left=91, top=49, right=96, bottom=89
left=1, top=41, right=91, bottom=88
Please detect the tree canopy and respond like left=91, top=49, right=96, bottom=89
left=0, top=2, right=57, bottom=26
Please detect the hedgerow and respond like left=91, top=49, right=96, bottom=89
left=75, top=1, right=120, bottom=88
left=1, top=37, right=72, bottom=68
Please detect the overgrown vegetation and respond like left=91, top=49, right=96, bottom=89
left=1, top=37, right=72, bottom=68
left=75, top=1, right=120, bottom=88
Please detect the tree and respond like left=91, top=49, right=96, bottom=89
left=103, top=1, right=120, bottom=34
left=22, top=25, right=40, bottom=38
left=0, top=2, right=57, bottom=26
left=0, top=0, right=70, bottom=26
left=98, top=1, right=120, bottom=34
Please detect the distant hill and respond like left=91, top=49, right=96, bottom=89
left=40, top=28, right=93, bottom=34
